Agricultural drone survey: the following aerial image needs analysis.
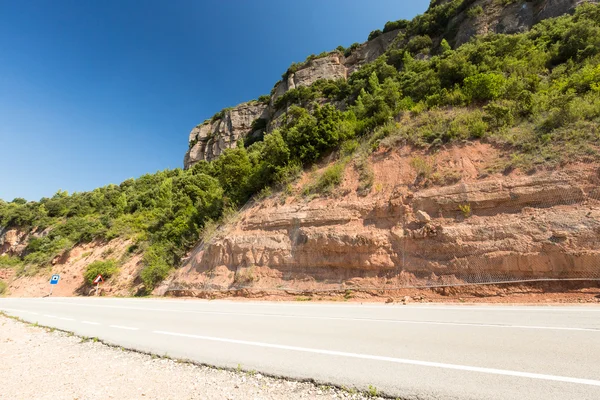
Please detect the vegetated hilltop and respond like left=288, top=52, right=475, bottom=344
left=1, top=0, right=600, bottom=298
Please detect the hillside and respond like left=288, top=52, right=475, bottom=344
left=2, top=0, right=600, bottom=299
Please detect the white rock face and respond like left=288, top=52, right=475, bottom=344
left=184, top=102, right=268, bottom=168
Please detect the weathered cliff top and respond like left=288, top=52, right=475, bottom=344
left=184, top=0, right=592, bottom=169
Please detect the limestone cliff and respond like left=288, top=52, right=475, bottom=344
left=183, top=0, right=593, bottom=169
left=450, top=0, right=588, bottom=46
left=184, top=101, right=269, bottom=166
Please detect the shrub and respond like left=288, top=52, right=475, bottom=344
left=140, top=245, right=172, bottom=290
left=84, top=260, right=119, bottom=285
left=407, top=35, right=433, bottom=54
left=211, top=107, right=232, bottom=122
left=140, top=263, right=171, bottom=291
left=344, top=43, right=360, bottom=57
left=458, top=203, right=472, bottom=217
left=257, top=95, right=270, bottom=104
left=316, top=162, right=346, bottom=192
left=368, top=29, right=383, bottom=41
left=449, top=110, right=489, bottom=139
left=383, top=19, right=410, bottom=33
left=467, top=6, right=483, bottom=18
left=0, top=280, right=7, bottom=295
left=305, top=160, right=348, bottom=195
left=0, top=255, right=23, bottom=269
left=341, top=139, right=359, bottom=156
left=410, top=157, right=433, bottom=178
left=484, top=101, right=515, bottom=128
left=463, top=73, right=506, bottom=102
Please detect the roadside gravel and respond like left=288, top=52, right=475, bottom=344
left=0, top=316, right=385, bottom=400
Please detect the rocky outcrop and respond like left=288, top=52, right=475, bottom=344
left=183, top=0, right=596, bottom=168
left=271, top=54, right=348, bottom=102
left=184, top=102, right=269, bottom=168
left=0, top=228, right=28, bottom=256
left=184, top=32, right=404, bottom=169
left=271, top=30, right=402, bottom=102
left=451, top=0, right=592, bottom=46
left=173, top=164, right=600, bottom=291
left=344, top=30, right=401, bottom=74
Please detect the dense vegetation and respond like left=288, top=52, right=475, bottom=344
left=1, top=3, right=599, bottom=291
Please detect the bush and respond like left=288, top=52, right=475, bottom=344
left=410, top=157, right=433, bottom=178
left=0, top=280, right=7, bottom=295
left=140, top=263, right=171, bottom=290
left=383, top=19, right=409, bottom=33
left=463, top=73, right=506, bottom=102
left=368, top=29, right=383, bottom=41
left=0, top=255, right=23, bottom=269
left=484, top=101, right=515, bottom=128
left=139, top=244, right=173, bottom=290
left=407, top=35, right=433, bottom=54
left=344, top=43, right=360, bottom=57
left=257, top=95, right=270, bottom=104
left=458, top=203, right=472, bottom=217
left=467, top=6, right=483, bottom=18
left=305, top=160, right=348, bottom=195
left=84, top=260, right=119, bottom=285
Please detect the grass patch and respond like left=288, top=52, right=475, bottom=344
left=304, top=158, right=349, bottom=196
left=0, top=280, right=7, bottom=295
left=368, top=385, right=379, bottom=397
left=410, top=156, right=433, bottom=178
left=355, top=153, right=374, bottom=196
left=0, top=255, right=23, bottom=269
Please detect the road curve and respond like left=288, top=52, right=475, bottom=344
left=1, top=298, right=599, bottom=400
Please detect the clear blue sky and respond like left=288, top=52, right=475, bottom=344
left=0, top=0, right=429, bottom=201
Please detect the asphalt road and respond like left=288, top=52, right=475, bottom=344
left=1, top=298, right=599, bottom=400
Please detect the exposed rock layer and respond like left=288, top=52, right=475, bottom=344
left=174, top=150, right=600, bottom=292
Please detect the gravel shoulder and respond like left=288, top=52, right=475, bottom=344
left=0, top=315, right=383, bottom=400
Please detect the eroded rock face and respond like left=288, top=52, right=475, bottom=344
left=452, top=0, right=590, bottom=46
left=175, top=169, right=600, bottom=291
left=272, top=54, right=348, bottom=103
left=344, top=30, right=401, bottom=74
left=184, top=102, right=269, bottom=168
left=0, top=228, right=28, bottom=256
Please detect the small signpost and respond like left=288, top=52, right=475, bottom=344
left=49, top=274, right=60, bottom=296
left=93, top=274, right=104, bottom=296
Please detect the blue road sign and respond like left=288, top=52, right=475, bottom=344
left=50, top=275, right=60, bottom=285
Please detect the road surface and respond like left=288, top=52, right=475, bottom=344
left=1, top=298, right=599, bottom=400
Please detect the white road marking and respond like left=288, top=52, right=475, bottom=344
left=109, top=325, right=138, bottom=331
left=15, top=301, right=599, bottom=332
left=43, top=314, right=58, bottom=318
left=153, top=330, right=600, bottom=387
left=58, top=317, right=74, bottom=321
left=82, top=321, right=100, bottom=325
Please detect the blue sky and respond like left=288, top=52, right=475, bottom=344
left=0, top=0, right=429, bottom=201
